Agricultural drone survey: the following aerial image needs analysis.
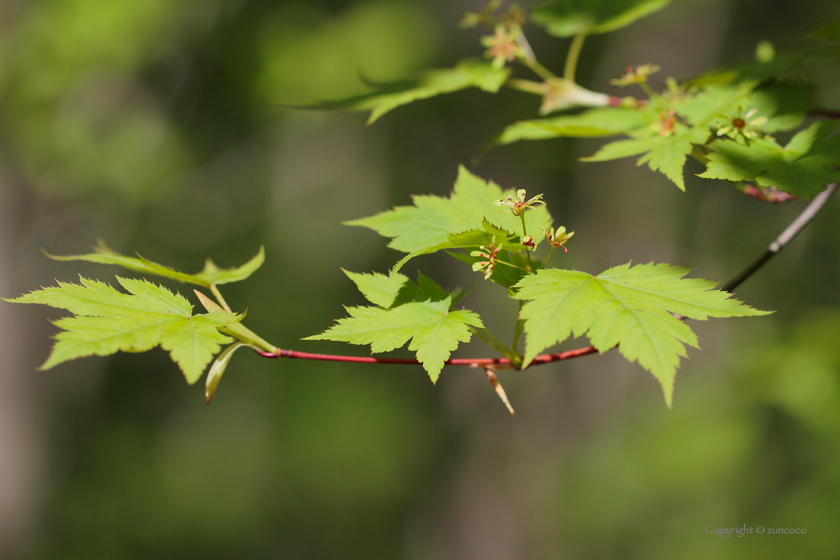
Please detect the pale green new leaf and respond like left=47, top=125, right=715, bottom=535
left=495, top=107, right=648, bottom=145
left=347, top=165, right=552, bottom=253
left=46, top=240, right=265, bottom=288
left=192, top=248, right=265, bottom=285
left=342, top=269, right=449, bottom=308
left=342, top=269, right=410, bottom=308
left=531, top=0, right=671, bottom=37
left=206, top=342, right=252, bottom=404
left=392, top=218, right=518, bottom=274
left=513, top=263, right=770, bottom=406
left=310, top=61, right=509, bottom=124
left=5, top=277, right=240, bottom=384
left=699, top=121, right=840, bottom=198
left=305, top=297, right=483, bottom=382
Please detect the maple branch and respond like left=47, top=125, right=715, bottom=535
left=720, top=182, right=837, bottom=293
left=254, top=183, right=835, bottom=372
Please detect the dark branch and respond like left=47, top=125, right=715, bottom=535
left=808, top=109, right=840, bottom=120
left=721, top=183, right=837, bottom=293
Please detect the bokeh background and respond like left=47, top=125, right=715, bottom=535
left=1, top=0, right=839, bottom=558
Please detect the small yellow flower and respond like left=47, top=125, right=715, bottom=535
left=716, top=107, right=767, bottom=141
left=610, top=64, right=661, bottom=87
left=494, top=189, right=545, bottom=216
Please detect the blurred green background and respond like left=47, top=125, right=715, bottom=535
left=0, top=0, right=839, bottom=558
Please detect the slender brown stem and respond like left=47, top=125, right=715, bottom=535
left=482, top=366, right=515, bottom=414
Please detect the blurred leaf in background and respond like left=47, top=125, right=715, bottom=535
left=0, top=0, right=199, bottom=202
left=550, top=309, right=840, bottom=559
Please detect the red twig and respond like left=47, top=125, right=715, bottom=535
left=255, top=345, right=598, bottom=368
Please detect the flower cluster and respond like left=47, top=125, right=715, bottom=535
left=521, top=235, right=535, bottom=250
left=494, top=189, right=545, bottom=216
left=542, top=226, right=574, bottom=252
left=610, top=64, right=661, bottom=87
left=481, top=25, right=523, bottom=69
left=471, top=239, right=502, bottom=280
left=653, top=109, right=676, bottom=136
left=716, top=107, right=767, bottom=142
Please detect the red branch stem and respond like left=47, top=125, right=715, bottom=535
left=256, top=345, right=598, bottom=368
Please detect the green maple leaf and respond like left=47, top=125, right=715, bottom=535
left=347, top=165, right=553, bottom=253
left=494, top=107, right=648, bottom=146
left=341, top=269, right=412, bottom=309
left=573, top=84, right=761, bottom=189
left=673, top=83, right=755, bottom=127
left=513, top=262, right=770, bottom=406
left=306, top=272, right=483, bottom=382
left=531, top=0, right=671, bottom=37
left=749, top=81, right=815, bottom=133
left=582, top=124, right=710, bottom=190
left=308, top=61, right=509, bottom=124
left=46, top=240, right=265, bottom=288
left=5, top=277, right=240, bottom=384
left=391, top=218, right=519, bottom=273
left=691, top=55, right=803, bottom=88
left=699, top=121, right=840, bottom=198
left=340, top=269, right=452, bottom=309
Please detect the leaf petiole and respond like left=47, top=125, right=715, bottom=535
left=519, top=214, right=534, bottom=269
left=516, top=33, right=557, bottom=81
left=563, top=32, right=586, bottom=82
left=468, top=325, right=514, bottom=361
left=503, top=78, right=546, bottom=95
left=210, top=284, right=232, bottom=312
left=496, top=258, right=528, bottom=272
left=194, top=290, right=278, bottom=354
